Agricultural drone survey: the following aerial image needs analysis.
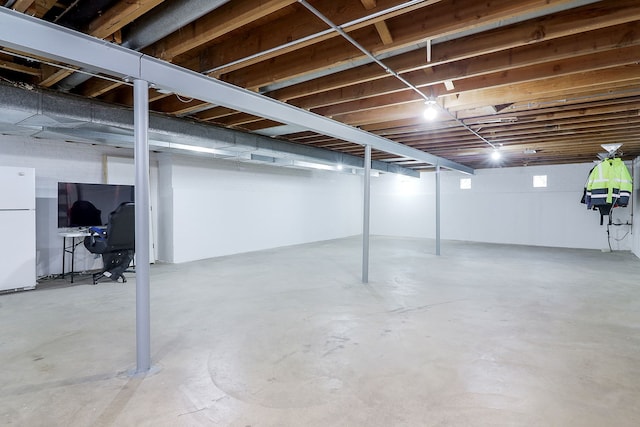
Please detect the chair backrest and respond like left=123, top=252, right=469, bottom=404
left=105, top=202, right=135, bottom=250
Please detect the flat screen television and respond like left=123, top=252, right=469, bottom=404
left=57, top=182, right=134, bottom=228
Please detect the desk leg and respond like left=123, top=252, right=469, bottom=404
left=62, top=236, right=67, bottom=279
left=61, top=236, right=78, bottom=283
left=70, top=237, right=75, bottom=283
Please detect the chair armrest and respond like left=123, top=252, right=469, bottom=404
left=89, top=226, right=107, bottom=237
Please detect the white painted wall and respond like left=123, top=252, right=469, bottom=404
left=370, top=172, right=435, bottom=238
left=167, top=155, right=362, bottom=263
left=372, top=162, right=633, bottom=251
left=632, top=156, right=640, bottom=259
left=0, top=135, right=158, bottom=277
left=156, top=153, right=174, bottom=263
left=0, top=135, right=362, bottom=273
left=3, top=132, right=635, bottom=277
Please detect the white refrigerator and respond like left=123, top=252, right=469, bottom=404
left=0, top=166, right=36, bottom=292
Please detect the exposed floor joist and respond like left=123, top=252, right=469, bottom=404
left=0, top=7, right=471, bottom=173
left=0, top=0, right=638, bottom=169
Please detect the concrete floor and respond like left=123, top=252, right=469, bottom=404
left=1, top=236, right=639, bottom=426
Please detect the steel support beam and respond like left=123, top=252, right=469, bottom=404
left=0, top=8, right=474, bottom=175
left=134, top=79, right=151, bottom=373
left=362, top=144, right=371, bottom=283
left=0, top=8, right=140, bottom=79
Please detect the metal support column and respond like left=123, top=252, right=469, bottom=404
left=134, top=79, right=151, bottom=373
left=435, top=163, right=441, bottom=256
left=362, top=144, right=371, bottom=283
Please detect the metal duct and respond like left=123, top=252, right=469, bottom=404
left=122, top=0, right=231, bottom=50
left=0, top=82, right=420, bottom=177
left=57, top=0, right=231, bottom=91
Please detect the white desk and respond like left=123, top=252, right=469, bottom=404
left=59, top=229, right=90, bottom=283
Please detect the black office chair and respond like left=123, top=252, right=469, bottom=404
left=84, top=202, right=135, bottom=284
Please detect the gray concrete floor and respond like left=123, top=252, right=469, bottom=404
left=1, top=236, right=639, bottom=426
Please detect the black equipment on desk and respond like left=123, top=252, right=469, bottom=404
left=84, top=202, right=135, bottom=285
left=58, top=182, right=134, bottom=228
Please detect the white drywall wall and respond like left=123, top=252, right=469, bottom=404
left=632, top=156, right=640, bottom=259
left=0, top=135, right=362, bottom=272
left=167, top=155, right=362, bottom=263
left=3, top=132, right=634, bottom=275
left=0, top=135, right=158, bottom=277
left=156, top=153, right=174, bottom=263
left=372, top=162, right=633, bottom=250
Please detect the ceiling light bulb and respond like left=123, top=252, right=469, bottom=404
left=423, top=100, right=438, bottom=120
left=491, top=150, right=501, bottom=161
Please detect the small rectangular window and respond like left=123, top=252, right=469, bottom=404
left=460, top=178, right=471, bottom=189
left=533, top=175, right=547, bottom=188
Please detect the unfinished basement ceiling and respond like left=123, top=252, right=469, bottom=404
left=1, top=0, right=639, bottom=170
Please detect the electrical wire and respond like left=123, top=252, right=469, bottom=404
left=297, top=0, right=498, bottom=151
left=175, top=94, right=194, bottom=103
left=613, top=230, right=631, bottom=241
left=53, top=0, right=80, bottom=23
left=606, top=216, right=631, bottom=251
left=204, top=0, right=427, bottom=75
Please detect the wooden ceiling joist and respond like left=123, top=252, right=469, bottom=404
left=1, top=0, right=639, bottom=168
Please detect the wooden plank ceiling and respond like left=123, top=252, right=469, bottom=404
left=2, top=0, right=639, bottom=170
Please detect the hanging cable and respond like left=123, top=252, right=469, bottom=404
left=297, top=0, right=497, bottom=150
left=53, top=0, right=81, bottom=23
left=204, top=0, right=427, bottom=74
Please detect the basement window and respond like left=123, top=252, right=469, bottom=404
left=460, top=178, right=471, bottom=189
left=533, top=175, right=547, bottom=188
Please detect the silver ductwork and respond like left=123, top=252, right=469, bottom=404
left=57, top=0, right=231, bottom=91
left=0, top=82, right=419, bottom=177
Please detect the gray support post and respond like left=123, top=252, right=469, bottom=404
left=134, top=79, right=151, bottom=373
left=435, top=163, right=441, bottom=256
left=362, top=144, right=371, bottom=283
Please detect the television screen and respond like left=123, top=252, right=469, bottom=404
left=57, top=182, right=134, bottom=228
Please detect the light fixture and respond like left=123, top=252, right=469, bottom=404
left=491, top=150, right=501, bottom=161
left=423, top=99, right=438, bottom=120
left=523, top=148, right=537, bottom=154
left=601, top=143, right=622, bottom=154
